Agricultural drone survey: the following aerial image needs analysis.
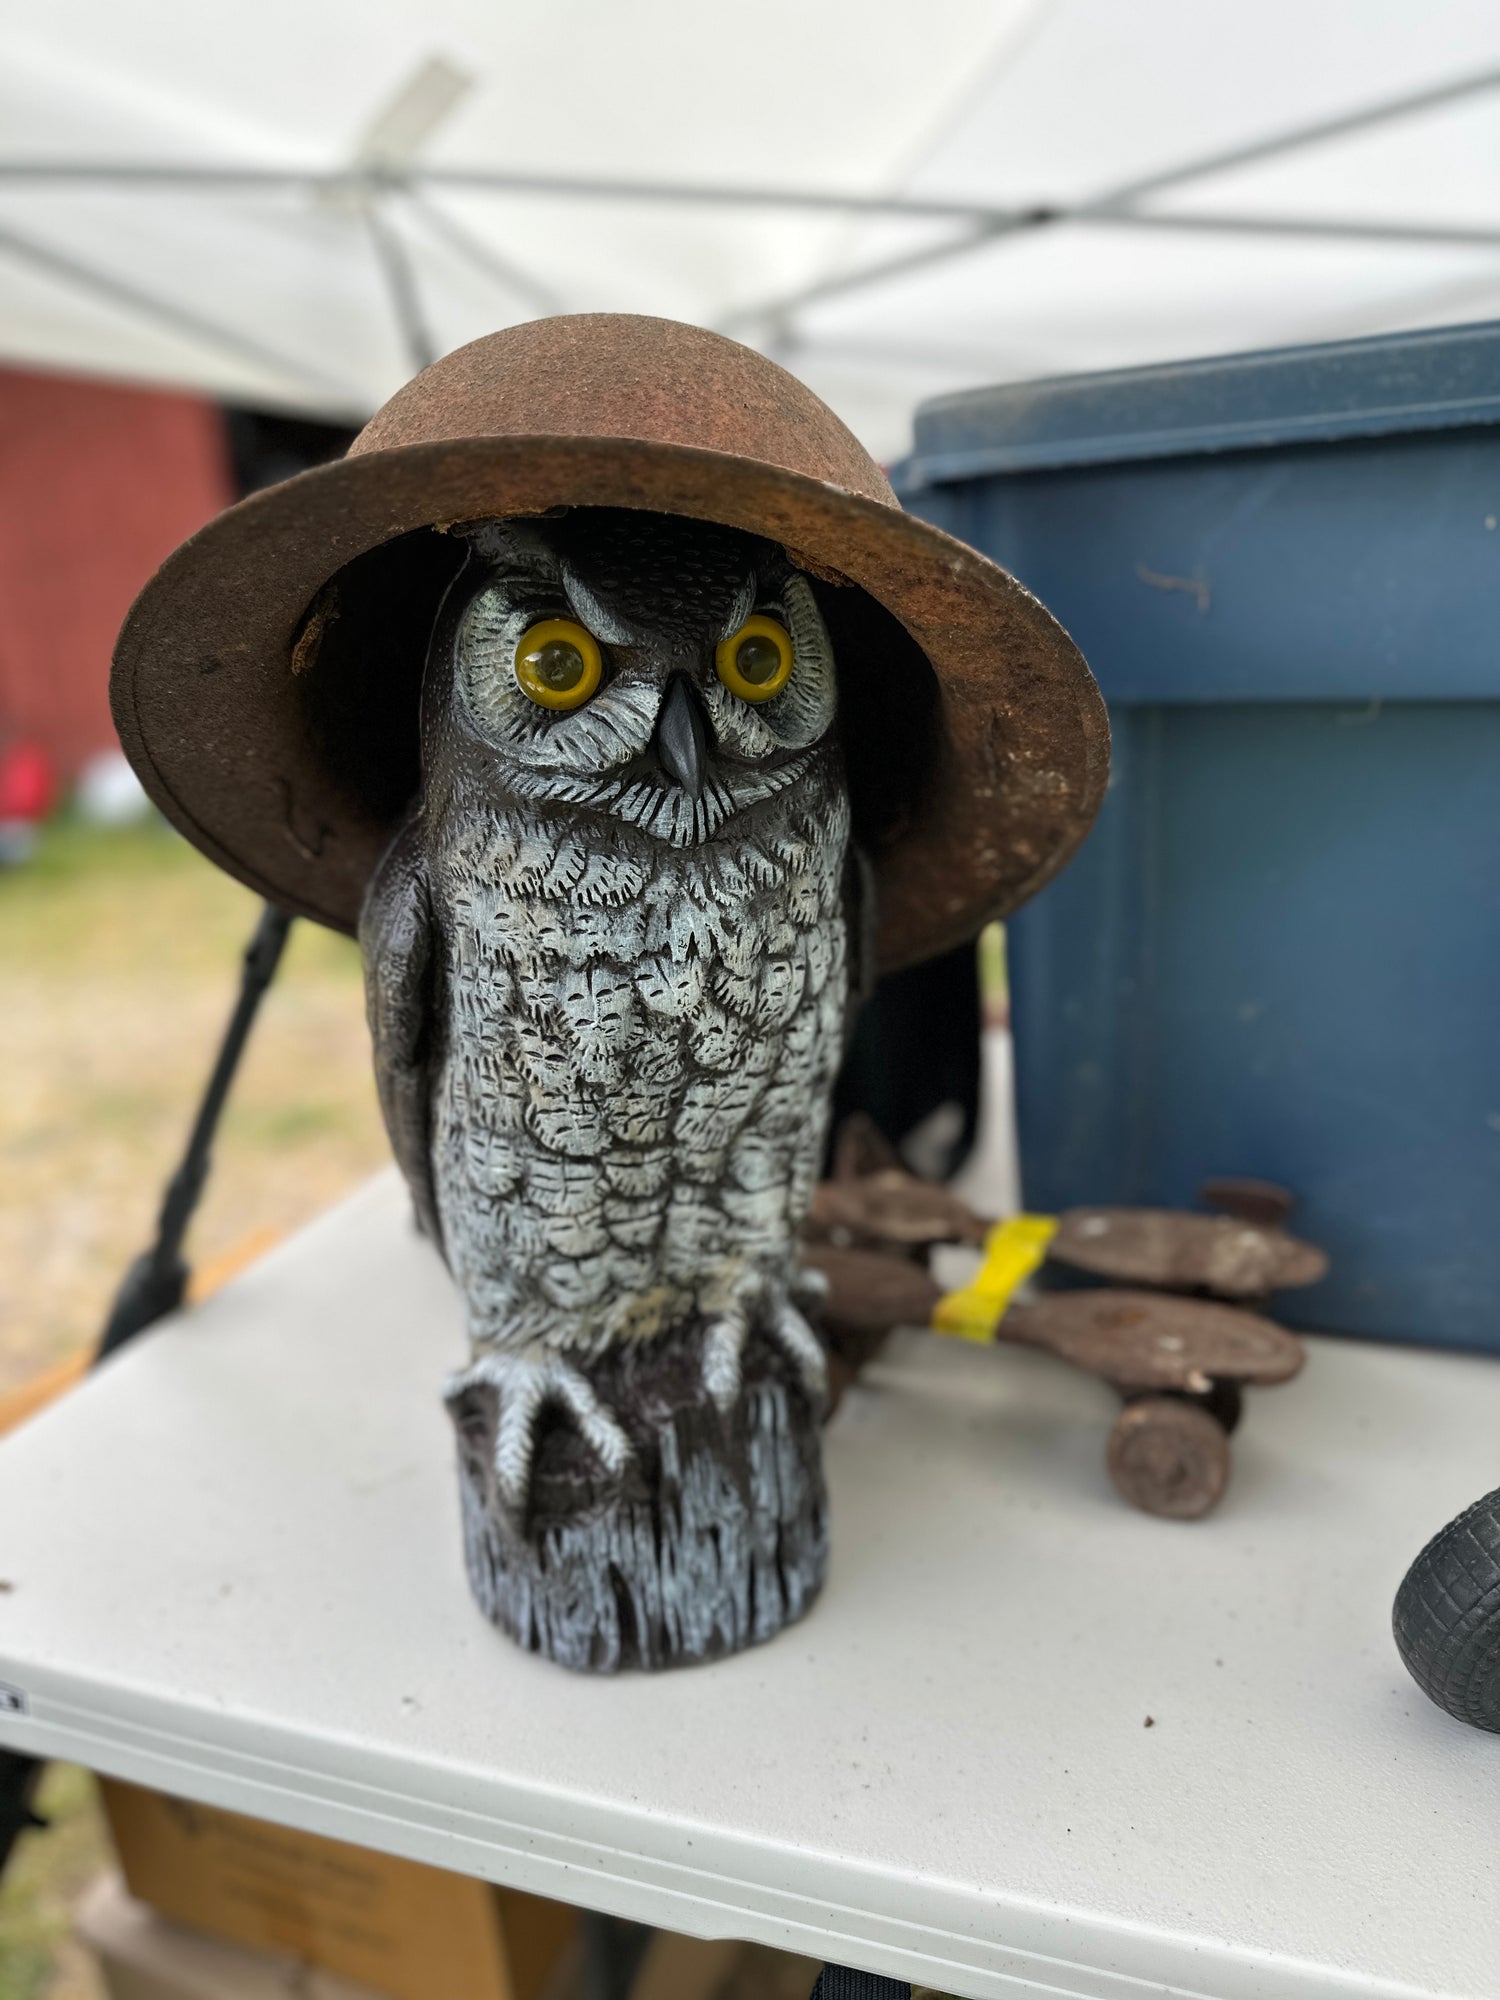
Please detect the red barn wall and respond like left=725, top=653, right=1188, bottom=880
left=0, top=368, right=232, bottom=782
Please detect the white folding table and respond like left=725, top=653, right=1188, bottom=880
left=1, top=1173, right=1495, bottom=2000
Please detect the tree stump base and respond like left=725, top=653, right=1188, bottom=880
left=447, top=1330, right=828, bottom=1672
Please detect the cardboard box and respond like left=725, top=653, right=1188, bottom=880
left=78, top=1868, right=822, bottom=2000
left=630, top=1930, right=819, bottom=2000
left=99, top=1779, right=577, bottom=2000
left=75, top=1872, right=381, bottom=2000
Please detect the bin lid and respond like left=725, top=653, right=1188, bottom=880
left=901, top=319, right=1500, bottom=488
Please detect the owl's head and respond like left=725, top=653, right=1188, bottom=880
left=427, top=509, right=840, bottom=847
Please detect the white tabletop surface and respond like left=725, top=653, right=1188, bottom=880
left=1, top=1172, right=1496, bottom=2000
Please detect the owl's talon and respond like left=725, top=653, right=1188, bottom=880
left=774, top=1299, right=830, bottom=1410
left=702, top=1312, right=750, bottom=1414
left=446, top=1348, right=632, bottom=1519
left=700, top=1291, right=828, bottom=1417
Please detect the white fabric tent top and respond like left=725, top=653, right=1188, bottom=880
left=4, top=1, right=1500, bottom=458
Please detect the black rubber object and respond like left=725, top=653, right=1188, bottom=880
left=1392, top=1486, right=1500, bottom=1733
left=809, top=1970, right=910, bottom=1999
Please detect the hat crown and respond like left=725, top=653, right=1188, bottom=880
left=351, top=314, right=895, bottom=510
left=112, top=315, right=1106, bottom=968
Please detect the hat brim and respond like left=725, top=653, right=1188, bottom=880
left=111, top=434, right=1107, bottom=972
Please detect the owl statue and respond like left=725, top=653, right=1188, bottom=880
left=361, top=508, right=861, bottom=1667
left=109, top=314, right=1106, bottom=1675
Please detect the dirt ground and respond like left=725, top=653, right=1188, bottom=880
left=0, top=817, right=389, bottom=2000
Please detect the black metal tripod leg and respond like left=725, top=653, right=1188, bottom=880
left=809, top=1969, right=913, bottom=1998
left=98, top=902, right=293, bottom=1359
left=0, top=1751, right=44, bottom=1875
left=579, top=1911, right=654, bottom=2000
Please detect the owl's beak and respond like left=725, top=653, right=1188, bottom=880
left=654, top=676, right=708, bottom=798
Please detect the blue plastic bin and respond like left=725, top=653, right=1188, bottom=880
left=896, top=322, right=1500, bottom=1350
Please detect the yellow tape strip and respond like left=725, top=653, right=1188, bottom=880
left=931, top=1214, right=1059, bottom=1343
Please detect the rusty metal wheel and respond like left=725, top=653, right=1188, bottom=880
left=1107, top=1396, right=1231, bottom=1519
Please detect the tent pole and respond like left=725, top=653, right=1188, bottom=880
left=1088, top=210, right=1500, bottom=251
left=723, top=62, right=1500, bottom=326
left=362, top=193, right=437, bottom=373
left=0, top=218, right=359, bottom=410
left=403, top=189, right=565, bottom=318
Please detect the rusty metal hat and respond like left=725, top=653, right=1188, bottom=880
left=111, top=314, right=1106, bottom=971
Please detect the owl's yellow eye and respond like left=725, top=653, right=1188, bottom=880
left=514, top=619, right=603, bottom=711
left=715, top=615, right=793, bottom=703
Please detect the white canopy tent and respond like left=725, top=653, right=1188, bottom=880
left=3, top=0, right=1500, bottom=460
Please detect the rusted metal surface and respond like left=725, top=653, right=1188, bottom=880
left=110, top=314, right=1108, bottom=974
left=813, top=1117, right=988, bottom=1248
left=802, top=1125, right=1315, bottom=1517
left=803, top=1242, right=943, bottom=1341
left=1200, top=1175, right=1297, bottom=1228
left=1001, top=1288, right=1304, bottom=1390
left=1106, top=1397, right=1232, bottom=1519
left=807, top=1173, right=989, bottom=1250
left=1049, top=1207, right=1328, bottom=1297
left=802, top=1240, right=940, bottom=1419
left=803, top=1157, right=1310, bottom=1520
left=809, top=1124, right=1328, bottom=1302
left=806, top=1246, right=1302, bottom=1391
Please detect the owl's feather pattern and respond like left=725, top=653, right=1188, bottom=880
left=364, top=511, right=855, bottom=1532
left=432, top=781, right=851, bottom=1354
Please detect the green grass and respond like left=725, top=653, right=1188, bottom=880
left=0, top=1767, right=109, bottom=2000
left=1, top=813, right=365, bottom=983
